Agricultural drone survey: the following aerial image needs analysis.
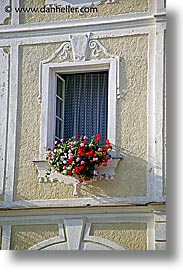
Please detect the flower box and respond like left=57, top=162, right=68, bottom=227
left=32, top=154, right=122, bottom=196
left=33, top=134, right=123, bottom=196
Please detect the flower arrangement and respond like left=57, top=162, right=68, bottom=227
left=45, top=134, right=112, bottom=183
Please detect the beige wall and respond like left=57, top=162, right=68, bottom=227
left=9, top=222, right=146, bottom=250
left=19, top=0, right=148, bottom=24
left=14, top=34, right=148, bottom=200
left=90, top=222, right=147, bottom=250
left=10, top=224, right=59, bottom=250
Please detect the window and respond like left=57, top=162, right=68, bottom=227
left=34, top=58, right=121, bottom=185
left=39, top=59, right=118, bottom=159
left=55, top=71, right=108, bottom=142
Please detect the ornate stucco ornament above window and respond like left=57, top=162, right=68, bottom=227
left=38, top=33, right=124, bottom=103
left=45, top=0, right=117, bottom=7
left=42, top=33, right=114, bottom=64
left=38, top=33, right=116, bottom=101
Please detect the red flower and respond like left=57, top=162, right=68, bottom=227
left=76, top=134, right=80, bottom=138
left=68, top=158, right=74, bottom=165
left=96, top=134, right=101, bottom=141
left=106, top=139, right=110, bottom=145
left=74, top=166, right=84, bottom=175
left=103, top=163, right=107, bottom=167
left=68, top=171, right=73, bottom=176
left=104, top=157, right=108, bottom=163
left=84, top=176, right=90, bottom=181
left=83, top=140, right=87, bottom=145
left=79, top=178, right=83, bottom=183
left=86, top=150, right=94, bottom=157
left=77, top=148, right=85, bottom=156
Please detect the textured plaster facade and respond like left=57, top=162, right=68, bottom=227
left=90, top=223, right=147, bottom=250
left=0, top=0, right=166, bottom=250
left=10, top=224, right=59, bottom=250
left=15, top=34, right=147, bottom=200
left=19, top=0, right=148, bottom=24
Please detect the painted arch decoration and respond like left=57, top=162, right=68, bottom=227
left=29, top=219, right=126, bottom=250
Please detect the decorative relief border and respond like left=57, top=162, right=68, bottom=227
left=0, top=208, right=158, bottom=250
left=0, top=48, right=9, bottom=195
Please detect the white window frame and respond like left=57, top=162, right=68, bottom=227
left=40, top=58, right=118, bottom=159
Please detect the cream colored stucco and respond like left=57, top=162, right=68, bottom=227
left=10, top=224, right=59, bottom=250
left=19, top=0, right=148, bottom=24
left=90, top=222, right=147, bottom=250
left=14, top=34, right=147, bottom=200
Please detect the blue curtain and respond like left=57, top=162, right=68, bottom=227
left=58, top=72, right=108, bottom=143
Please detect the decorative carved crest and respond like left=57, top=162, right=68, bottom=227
left=39, top=34, right=114, bottom=101
left=70, top=33, right=90, bottom=61
left=42, top=33, right=113, bottom=64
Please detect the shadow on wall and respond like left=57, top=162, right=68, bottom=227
left=78, top=151, right=148, bottom=198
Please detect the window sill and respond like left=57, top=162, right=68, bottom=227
left=32, top=154, right=123, bottom=196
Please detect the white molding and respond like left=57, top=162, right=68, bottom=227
left=11, top=0, right=20, bottom=25
left=0, top=0, right=11, bottom=25
left=0, top=197, right=166, bottom=210
left=1, top=225, right=11, bottom=250
left=155, top=0, right=166, bottom=14
left=146, top=27, right=156, bottom=201
left=39, top=58, right=118, bottom=160
left=0, top=48, right=9, bottom=195
left=0, top=13, right=159, bottom=42
left=154, top=22, right=166, bottom=201
left=4, top=44, right=19, bottom=202
left=0, top=207, right=165, bottom=222
left=0, top=26, right=155, bottom=47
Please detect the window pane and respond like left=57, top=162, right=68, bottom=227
left=57, top=76, right=64, bottom=98
left=59, top=71, right=108, bottom=142
left=55, top=117, right=63, bottom=140
left=56, top=97, right=63, bottom=119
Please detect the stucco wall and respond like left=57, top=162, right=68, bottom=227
left=90, top=222, right=147, bottom=250
left=10, top=224, right=59, bottom=250
left=14, top=34, right=148, bottom=200
left=19, top=0, right=148, bottom=24
left=8, top=222, right=147, bottom=250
